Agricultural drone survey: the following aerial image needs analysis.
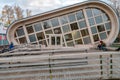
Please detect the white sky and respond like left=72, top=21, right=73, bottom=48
left=0, top=0, right=85, bottom=15
left=0, top=0, right=109, bottom=15
left=0, top=0, right=109, bottom=16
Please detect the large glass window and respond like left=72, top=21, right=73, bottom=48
left=86, top=9, right=93, bottom=18
left=78, top=20, right=87, bottom=29
left=36, top=32, right=45, bottom=40
left=84, top=7, right=111, bottom=43
left=29, top=34, right=36, bottom=42
left=95, top=16, right=103, bottom=24
left=81, top=29, right=89, bottom=37
left=76, top=10, right=84, bottom=20
left=43, top=20, right=51, bottom=29
left=16, top=27, right=25, bottom=36
left=62, top=25, right=71, bottom=33
left=64, top=33, right=73, bottom=41
left=60, top=15, right=68, bottom=25
left=68, top=13, right=76, bottom=22
left=51, top=18, right=59, bottom=27
left=26, top=26, right=34, bottom=34
left=34, top=23, right=42, bottom=32
left=97, top=24, right=105, bottom=32
left=70, top=23, right=78, bottom=31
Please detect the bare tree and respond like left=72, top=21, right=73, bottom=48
left=1, top=5, right=15, bottom=25
left=14, top=5, right=24, bottom=19
left=109, top=0, right=120, bottom=43
left=26, top=9, right=32, bottom=17
left=109, top=0, right=120, bottom=16
left=1, top=5, right=32, bottom=26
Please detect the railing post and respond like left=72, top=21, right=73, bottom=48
left=110, top=54, right=113, bottom=78
left=49, top=51, right=53, bottom=80
left=100, top=55, right=103, bottom=79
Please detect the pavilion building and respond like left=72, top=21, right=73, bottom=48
left=7, top=0, right=120, bottom=47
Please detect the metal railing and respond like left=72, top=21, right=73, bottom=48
left=0, top=48, right=120, bottom=80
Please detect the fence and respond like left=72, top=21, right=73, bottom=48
left=0, top=48, right=120, bottom=80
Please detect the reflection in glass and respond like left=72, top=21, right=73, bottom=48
left=100, top=32, right=107, bottom=40
left=51, top=37, right=55, bottom=45
left=72, top=31, right=81, bottom=39
left=64, top=33, right=73, bottom=41
left=105, top=22, right=111, bottom=30
left=83, top=37, right=91, bottom=44
left=81, top=29, right=89, bottom=37
left=97, top=25, right=105, bottom=32
left=43, top=20, right=51, bottom=29
left=39, top=40, right=47, bottom=46
left=19, top=37, right=27, bottom=44
left=67, top=41, right=74, bottom=46
left=78, top=20, right=87, bottom=29
left=86, top=9, right=93, bottom=18
left=29, top=34, right=36, bottom=42
left=93, top=8, right=102, bottom=16
left=75, top=39, right=83, bottom=44
left=76, top=10, right=84, bottom=20
left=91, top=27, right=97, bottom=34
left=45, top=30, right=53, bottom=34
left=70, top=23, right=78, bottom=31
left=93, top=34, right=99, bottom=42
left=103, top=14, right=109, bottom=21
left=54, top=27, right=61, bottom=34
left=68, top=13, right=76, bottom=22
left=57, top=37, right=60, bottom=45
left=62, top=25, right=70, bottom=33
left=60, top=15, right=68, bottom=25
left=95, top=16, right=103, bottom=24
left=26, top=26, right=34, bottom=34
left=34, top=23, right=42, bottom=32
left=16, top=28, right=25, bottom=36
left=51, top=18, right=59, bottom=27
left=88, top=18, right=95, bottom=26
left=36, top=32, right=45, bottom=40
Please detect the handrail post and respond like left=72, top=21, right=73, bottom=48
left=100, top=55, right=103, bottom=79
left=49, top=50, right=54, bottom=80
left=110, top=54, right=113, bottom=78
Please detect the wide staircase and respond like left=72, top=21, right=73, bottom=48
left=0, top=44, right=120, bottom=80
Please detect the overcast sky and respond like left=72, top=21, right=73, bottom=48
left=0, top=0, right=85, bottom=15
left=0, top=0, right=109, bottom=16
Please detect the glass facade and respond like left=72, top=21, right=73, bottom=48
left=0, top=34, right=8, bottom=46
left=14, top=8, right=111, bottom=46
